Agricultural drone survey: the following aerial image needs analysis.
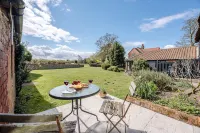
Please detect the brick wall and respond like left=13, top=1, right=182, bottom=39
left=0, top=7, right=15, bottom=113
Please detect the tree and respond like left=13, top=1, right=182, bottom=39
left=195, top=15, right=200, bottom=43
left=95, top=33, right=118, bottom=61
left=109, top=42, right=125, bottom=67
left=77, top=55, right=83, bottom=63
left=176, top=17, right=198, bottom=47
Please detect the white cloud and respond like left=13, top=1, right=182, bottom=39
left=163, top=45, right=176, bottom=49
left=28, top=45, right=94, bottom=60
left=140, top=9, right=200, bottom=32
left=143, top=18, right=155, bottom=21
left=123, top=41, right=145, bottom=47
left=66, top=8, right=71, bottom=12
left=23, top=0, right=79, bottom=42
left=61, top=4, right=71, bottom=12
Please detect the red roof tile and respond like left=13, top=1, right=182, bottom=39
left=128, top=47, right=160, bottom=58
left=133, top=46, right=198, bottom=60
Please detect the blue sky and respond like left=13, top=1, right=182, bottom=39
left=23, top=0, right=200, bottom=60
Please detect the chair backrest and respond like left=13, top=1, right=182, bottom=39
left=129, top=81, right=136, bottom=96
left=0, top=113, right=63, bottom=133
left=122, top=94, right=132, bottom=117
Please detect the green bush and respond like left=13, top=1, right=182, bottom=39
left=154, top=94, right=200, bottom=116
left=134, top=70, right=173, bottom=91
left=15, top=41, right=32, bottom=97
left=101, top=63, right=111, bottom=70
left=132, top=59, right=149, bottom=72
left=107, top=66, right=120, bottom=72
left=136, top=81, right=158, bottom=100
left=174, top=80, right=193, bottom=89
left=118, top=67, right=124, bottom=72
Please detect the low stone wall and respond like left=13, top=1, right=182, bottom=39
left=127, top=96, right=200, bottom=127
left=27, top=63, right=84, bottom=70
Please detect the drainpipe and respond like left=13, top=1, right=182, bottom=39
left=0, top=0, right=25, bottom=44
left=9, top=2, right=13, bottom=45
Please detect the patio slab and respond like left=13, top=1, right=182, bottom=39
left=38, top=94, right=200, bottom=133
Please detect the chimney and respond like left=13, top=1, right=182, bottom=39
left=141, top=44, right=145, bottom=49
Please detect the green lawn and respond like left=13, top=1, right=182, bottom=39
left=18, top=65, right=132, bottom=113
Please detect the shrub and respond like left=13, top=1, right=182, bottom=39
left=107, top=66, right=120, bottom=72
left=101, top=63, right=111, bottom=70
left=89, top=63, right=101, bottom=67
left=154, top=94, right=200, bottom=116
left=134, top=70, right=173, bottom=91
left=174, top=80, right=193, bottom=89
left=118, top=67, right=124, bottom=72
left=15, top=41, right=32, bottom=97
left=132, top=59, right=149, bottom=72
left=136, top=81, right=158, bottom=100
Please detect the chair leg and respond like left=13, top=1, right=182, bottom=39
left=108, top=116, right=127, bottom=133
left=104, top=113, right=121, bottom=133
left=56, top=116, right=63, bottom=133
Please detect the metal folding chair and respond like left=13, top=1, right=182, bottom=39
left=99, top=94, right=132, bottom=133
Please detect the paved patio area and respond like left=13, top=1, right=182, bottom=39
left=39, top=94, right=200, bottom=133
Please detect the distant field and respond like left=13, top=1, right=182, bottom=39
left=19, top=65, right=132, bottom=113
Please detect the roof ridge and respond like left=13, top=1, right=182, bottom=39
left=160, top=46, right=197, bottom=50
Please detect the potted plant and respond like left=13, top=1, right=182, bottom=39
left=99, top=88, right=107, bottom=98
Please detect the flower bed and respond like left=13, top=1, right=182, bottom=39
left=127, top=96, right=200, bottom=127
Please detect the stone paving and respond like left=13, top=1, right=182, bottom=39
left=39, top=94, right=200, bottom=133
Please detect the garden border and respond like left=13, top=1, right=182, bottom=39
left=126, top=96, right=200, bottom=127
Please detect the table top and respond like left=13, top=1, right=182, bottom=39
left=49, top=84, right=100, bottom=100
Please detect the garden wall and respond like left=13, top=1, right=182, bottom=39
left=0, top=7, right=15, bottom=113
left=27, top=63, right=84, bottom=70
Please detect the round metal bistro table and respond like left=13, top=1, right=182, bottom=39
left=49, top=84, right=100, bottom=133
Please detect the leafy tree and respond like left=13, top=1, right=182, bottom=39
left=176, top=17, right=198, bottom=47
left=109, top=42, right=125, bottom=67
left=95, top=33, right=118, bottom=61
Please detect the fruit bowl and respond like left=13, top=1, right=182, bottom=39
left=69, top=83, right=88, bottom=90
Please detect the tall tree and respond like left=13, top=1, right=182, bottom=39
left=176, top=17, right=198, bottom=47
left=195, top=15, right=200, bottom=43
left=109, top=42, right=125, bottom=67
left=95, top=33, right=118, bottom=61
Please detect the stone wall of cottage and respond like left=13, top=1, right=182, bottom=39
left=0, top=7, right=15, bottom=113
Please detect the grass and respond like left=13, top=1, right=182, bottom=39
left=19, top=65, right=132, bottom=113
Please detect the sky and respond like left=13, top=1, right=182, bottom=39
left=22, top=0, right=200, bottom=60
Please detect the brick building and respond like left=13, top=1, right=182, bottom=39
left=125, top=44, right=200, bottom=74
left=0, top=0, right=24, bottom=113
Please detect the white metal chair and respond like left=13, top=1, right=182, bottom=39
left=99, top=94, right=131, bottom=133
left=99, top=82, right=136, bottom=133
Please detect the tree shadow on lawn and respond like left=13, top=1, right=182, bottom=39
left=28, top=73, right=43, bottom=81
left=15, top=84, right=57, bottom=114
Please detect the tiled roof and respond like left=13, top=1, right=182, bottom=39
left=133, top=46, right=198, bottom=60
left=128, top=47, right=160, bottom=58
left=138, top=47, right=160, bottom=53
